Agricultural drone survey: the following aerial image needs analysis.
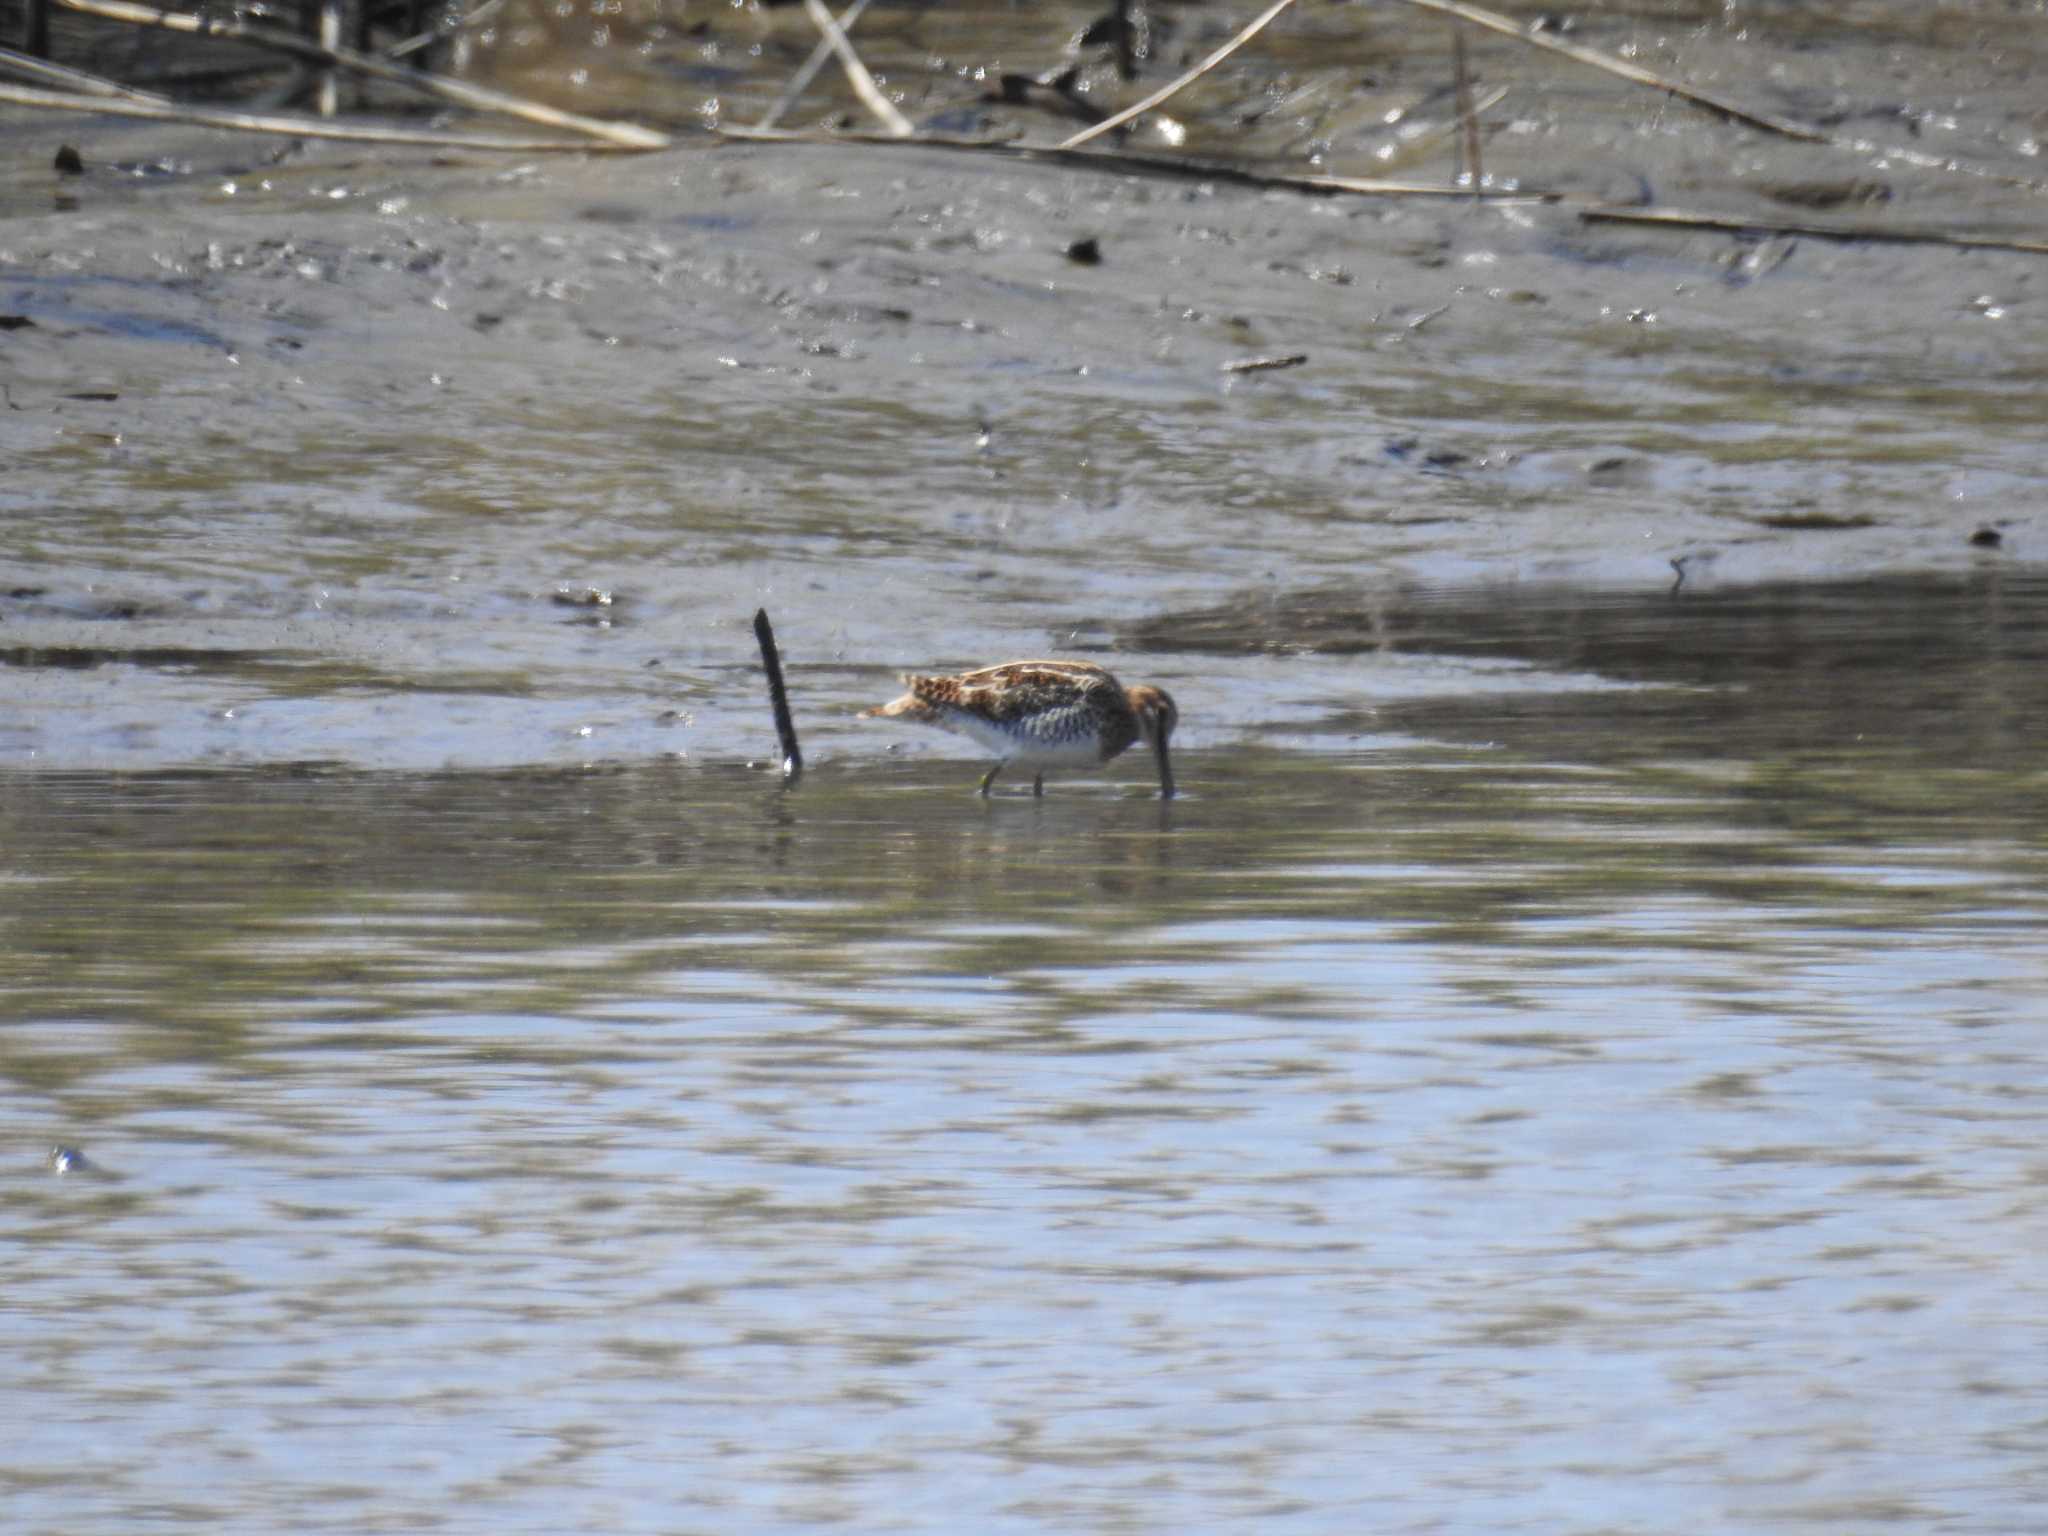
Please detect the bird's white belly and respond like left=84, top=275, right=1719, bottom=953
left=946, top=711, right=1104, bottom=767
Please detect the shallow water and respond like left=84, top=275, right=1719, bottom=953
left=7, top=575, right=2048, bottom=1533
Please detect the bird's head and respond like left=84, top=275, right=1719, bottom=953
left=1127, top=684, right=1178, bottom=799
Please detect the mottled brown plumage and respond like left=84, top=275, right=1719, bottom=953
left=865, top=660, right=1178, bottom=797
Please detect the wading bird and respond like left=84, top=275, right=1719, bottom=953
left=865, top=660, right=1178, bottom=798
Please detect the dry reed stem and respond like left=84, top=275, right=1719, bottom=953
left=757, top=0, right=872, bottom=131
left=1452, top=23, right=1481, bottom=192
left=1059, top=0, right=1299, bottom=151
left=1296, top=169, right=1538, bottom=199
left=801, top=0, right=911, bottom=138
left=1220, top=353, right=1307, bottom=373
left=718, top=123, right=1556, bottom=204
left=716, top=123, right=1018, bottom=149
left=1370, top=84, right=1508, bottom=176
left=1581, top=204, right=2048, bottom=256
left=1844, top=138, right=2048, bottom=197
left=1385, top=0, right=1827, bottom=143
left=314, top=0, right=341, bottom=118
left=0, top=80, right=654, bottom=150
left=55, top=0, right=669, bottom=148
left=0, top=42, right=172, bottom=102
left=385, top=0, right=507, bottom=62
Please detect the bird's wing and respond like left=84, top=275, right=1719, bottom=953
left=905, top=661, right=1115, bottom=724
left=953, top=660, right=1117, bottom=688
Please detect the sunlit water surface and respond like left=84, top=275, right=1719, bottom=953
left=6, top=577, right=2046, bottom=1534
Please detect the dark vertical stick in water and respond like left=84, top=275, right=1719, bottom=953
left=753, top=608, right=803, bottom=779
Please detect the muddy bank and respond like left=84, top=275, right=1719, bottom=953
left=1, top=1, right=2043, bottom=769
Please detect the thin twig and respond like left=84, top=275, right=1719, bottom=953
left=801, top=0, right=911, bottom=138
left=315, top=0, right=341, bottom=118
left=1844, top=136, right=2048, bottom=197
left=385, top=0, right=506, bottom=61
left=716, top=122, right=1019, bottom=150
left=1295, top=166, right=1543, bottom=198
left=0, top=81, right=655, bottom=150
left=0, top=43, right=172, bottom=102
left=753, top=609, right=803, bottom=779
left=1005, top=67, right=1109, bottom=128
left=1370, top=84, right=1508, bottom=176
left=757, top=0, right=871, bottom=131
left=54, top=0, right=670, bottom=148
left=715, top=123, right=1559, bottom=203
left=1221, top=352, right=1307, bottom=373
left=1113, top=0, right=1137, bottom=81
left=1452, top=23, right=1482, bottom=193
left=1059, top=0, right=1299, bottom=151
left=1581, top=203, right=2048, bottom=256
left=1384, top=0, right=1827, bottom=143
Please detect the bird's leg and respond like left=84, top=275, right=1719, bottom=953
left=979, top=762, right=1003, bottom=796
left=1032, top=773, right=1044, bottom=797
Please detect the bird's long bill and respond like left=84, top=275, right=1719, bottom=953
left=1154, top=733, right=1176, bottom=799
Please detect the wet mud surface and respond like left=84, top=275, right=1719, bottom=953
left=3, top=0, right=2045, bottom=769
